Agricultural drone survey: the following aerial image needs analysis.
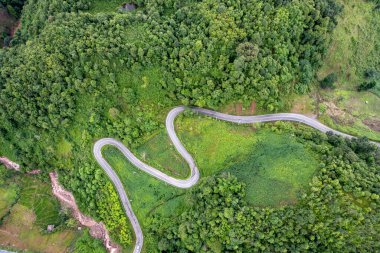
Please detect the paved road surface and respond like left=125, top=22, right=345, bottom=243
left=93, top=106, right=380, bottom=253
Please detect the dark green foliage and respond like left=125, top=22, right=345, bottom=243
left=364, top=69, right=380, bottom=79
left=0, top=0, right=26, bottom=17
left=320, top=72, right=337, bottom=89
left=358, top=69, right=379, bottom=91
left=358, top=81, right=376, bottom=91
left=150, top=135, right=380, bottom=252
left=73, top=229, right=106, bottom=253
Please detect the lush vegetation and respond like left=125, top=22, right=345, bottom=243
left=73, top=229, right=106, bottom=253
left=0, top=0, right=26, bottom=17
left=0, top=0, right=344, bottom=249
left=151, top=133, right=380, bottom=252
left=316, top=0, right=380, bottom=141
left=1, top=0, right=379, bottom=252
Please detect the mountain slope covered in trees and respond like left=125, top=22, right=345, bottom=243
left=2, top=0, right=379, bottom=252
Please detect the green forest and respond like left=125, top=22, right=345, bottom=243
left=0, top=0, right=379, bottom=252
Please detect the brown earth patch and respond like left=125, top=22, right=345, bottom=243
left=363, top=118, right=380, bottom=132
left=0, top=157, right=20, bottom=171
left=324, top=101, right=355, bottom=125
left=250, top=101, right=256, bottom=114
left=235, top=103, right=242, bottom=115
left=10, top=20, right=20, bottom=37
left=50, top=172, right=121, bottom=253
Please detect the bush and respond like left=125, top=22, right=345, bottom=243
left=357, top=81, right=377, bottom=91
left=320, top=73, right=338, bottom=89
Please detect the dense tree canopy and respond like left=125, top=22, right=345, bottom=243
left=0, top=0, right=353, bottom=250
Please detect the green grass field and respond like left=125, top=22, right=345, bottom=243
left=103, top=112, right=320, bottom=211
left=318, top=0, right=380, bottom=90
left=222, top=132, right=319, bottom=207
left=0, top=174, right=81, bottom=253
left=17, top=176, right=65, bottom=228
left=87, top=0, right=127, bottom=14
left=316, top=0, right=380, bottom=141
left=0, top=184, right=18, bottom=219
left=176, top=115, right=319, bottom=207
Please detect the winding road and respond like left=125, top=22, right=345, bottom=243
left=93, top=106, right=380, bottom=253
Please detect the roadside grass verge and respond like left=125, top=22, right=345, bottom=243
left=101, top=146, right=188, bottom=253
left=319, top=89, right=380, bottom=141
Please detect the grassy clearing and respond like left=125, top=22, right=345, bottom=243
left=319, top=89, right=380, bottom=141
left=103, top=113, right=320, bottom=213
left=315, top=0, right=380, bottom=140
left=132, top=131, right=189, bottom=178
left=87, top=0, right=127, bottom=14
left=318, top=0, right=380, bottom=90
left=176, top=114, right=261, bottom=177
left=176, top=114, right=319, bottom=206
left=223, top=132, right=319, bottom=207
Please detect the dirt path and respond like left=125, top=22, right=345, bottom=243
left=0, top=157, right=20, bottom=171
left=49, top=172, right=120, bottom=253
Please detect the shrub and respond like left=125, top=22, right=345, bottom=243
left=320, top=73, right=338, bottom=89
left=357, top=81, right=376, bottom=91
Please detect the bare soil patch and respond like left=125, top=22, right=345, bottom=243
left=324, top=101, right=355, bottom=125
left=235, top=103, right=242, bottom=115
left=50, top=172, right=120, bottom=253
left=0, top=157, right=20, bottom=171
left=363, top=118, right=380, bottom=132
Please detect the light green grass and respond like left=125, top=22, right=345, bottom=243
left=56, top=138, right=72, bottom=158
left=176, top=114, right=262, bottom=177
left=318, top=0, right=380, bottom=90
left=0, top=184, right=18, bottom=219
left=176, top=114, right=319, bottom=206
left=223, top=132, right=319, bottom=207
left=316, top=0, right=380, bottom=141
left=102, top=146, right=188, bottom=253
left=17, top=177, right=65, bottom=228
left=132, top=131, right=189, bottom=178
left=87, top=0, right=127, bottom=14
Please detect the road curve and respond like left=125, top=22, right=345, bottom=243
left=93, top=106, right=380, bottom=253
